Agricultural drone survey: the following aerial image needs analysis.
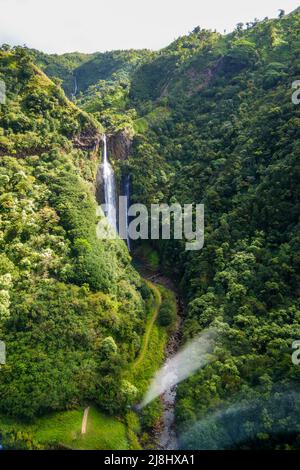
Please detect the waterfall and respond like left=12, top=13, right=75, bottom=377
left=102, top=135, right=117, bottom=233
left=124, top=174, right=131, bottom=251
left=72, top=74, right=78, bottom=98
left=97, top=135, right=131, bottom=247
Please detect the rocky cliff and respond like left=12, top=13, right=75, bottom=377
left=107, top=128, right=133, bottom=162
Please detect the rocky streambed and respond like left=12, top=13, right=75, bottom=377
left=156, top=313, right=182, bottom=450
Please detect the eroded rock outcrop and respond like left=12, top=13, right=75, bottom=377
left=73, top=125, right=102, bottom=153
left=107, top=128, right=133, bottom=161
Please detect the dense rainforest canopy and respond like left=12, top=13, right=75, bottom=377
left=0, top=7, right=300, bottom=450
left=0, top=47, right=148, bottom=422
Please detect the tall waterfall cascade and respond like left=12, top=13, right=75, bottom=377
left=72, top=74, right=78, bottom=98
left=102, top=135, right=117, bottom=233
left=99, top=135, right=131, bottom=249
left=124, top=174, right=131, bottom=251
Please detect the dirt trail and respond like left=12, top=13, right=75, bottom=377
left=81, top=406, right=90, bottom=435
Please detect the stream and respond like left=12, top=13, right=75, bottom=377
left=135, top=264, right=183, bottom=450
left=98, top=135, right=183, bottom=450
left=157, top=313, right=182, bottom=450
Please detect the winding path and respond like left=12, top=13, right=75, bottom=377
left=133, top=280, right=162, bottom=369
left=134, top=260, right=181, bottom=450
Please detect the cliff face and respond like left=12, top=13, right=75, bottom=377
left=73, top=125, right=102, bottom=153
left=107, top=129, right=133, bottom=161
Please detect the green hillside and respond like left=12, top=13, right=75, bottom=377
left=125, top=11, right=300, bottom=449
left=1, top=7, right=300, bottom=450
left=62, top=10, right=300, bottom=449
left=0, top=48, right=148, bottom=431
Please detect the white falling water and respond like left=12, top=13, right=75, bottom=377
left=124, top=174, right=131, bottom=251
left=72, top=74, right=78, bottom=98
left=102, top=135, right=117, bottom=233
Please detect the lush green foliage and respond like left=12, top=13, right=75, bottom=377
left=121, top=12, right=300, bottom=448
left=158, top=286, right=177, bottom=328
left=31, top=49, right=95, bottom=96
left=0, top=49, right=146, bottom=424
left=2, top=8, right=300, bottom=450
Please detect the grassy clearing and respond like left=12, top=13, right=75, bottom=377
left=0, top=406, right=128, bottom=450
left=68, top=407, right=128, bottom=450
